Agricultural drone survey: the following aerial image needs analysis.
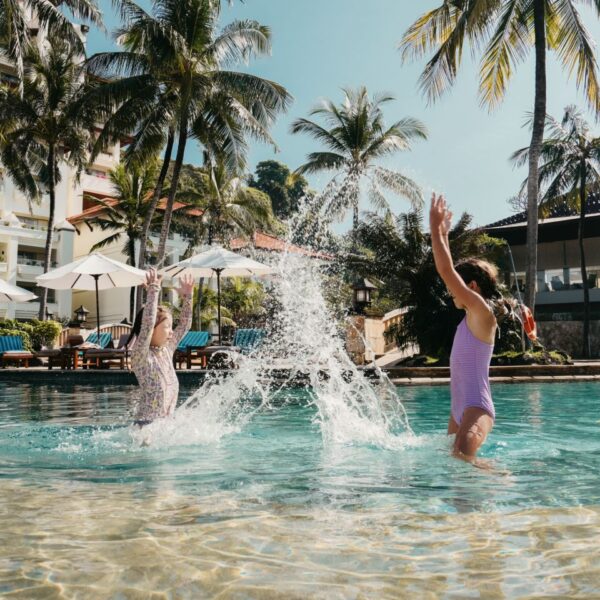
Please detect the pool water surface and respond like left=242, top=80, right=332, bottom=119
left=0, top=381, right=599, bottom=598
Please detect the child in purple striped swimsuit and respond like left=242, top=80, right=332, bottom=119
left=129, top=268, right=194, bottom=426
left=430, top=194, right=498, bottom=461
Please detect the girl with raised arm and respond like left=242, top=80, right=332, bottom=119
left=128, top=268, right=194, bottom=426
left=429, top=194, right=498, bottom=461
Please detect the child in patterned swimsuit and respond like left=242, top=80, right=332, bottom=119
left=129, top=268, right=194, bottom=426
left=430, top=194, right=498, bottom=461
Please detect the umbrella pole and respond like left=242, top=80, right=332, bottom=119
left=216, top=269, right=222, bottom=344
left=94, top=274, right=101, bottom=342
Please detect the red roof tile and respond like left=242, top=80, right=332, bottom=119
left=230, top=231, right=332, bottom=259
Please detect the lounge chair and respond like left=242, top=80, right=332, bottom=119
left=0, top=335, right=34, bottom=367
left=200, top=329, right=266, bottom=370
left=232, top=328, right=265, bottom=354
left=174, top=331, right=210, bottom=369
left=82, top=333, right=130, bottom=369
left=84, top=332, right=113, bottom=348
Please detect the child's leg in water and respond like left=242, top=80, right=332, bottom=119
left=451, top=407, right=493, bottom=461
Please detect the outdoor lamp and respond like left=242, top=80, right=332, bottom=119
left=74, top=305, right=89, bottom=324
left=352, top=278, right=377, bottom=314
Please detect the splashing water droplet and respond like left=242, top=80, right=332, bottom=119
left=146, top=184, right=413, bottom=450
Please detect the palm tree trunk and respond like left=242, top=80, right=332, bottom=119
left=157, top=106, right=189, bottom=260
left=135, top=128, right=175, bottom=312
left=38, top=145, right=56, bottom=320
left=525, top=0, right=547, bottom=314
left=578, top=161, right=591, bottom=358
left=128, top=235, right=136, bottom=321
left=137, top=129, right=175, bottom=271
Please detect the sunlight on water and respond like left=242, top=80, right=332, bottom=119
left=144, top=186, right=413, bottom=450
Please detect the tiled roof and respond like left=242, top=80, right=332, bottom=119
left=68, top=196, right=203, bottom=223
left=486, top=193, right=600, bottom=228
left=69, top=198, right=330, bottom=258
left=230, top=231, right=332, bottom=259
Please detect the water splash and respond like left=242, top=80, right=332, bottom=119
left=147, top=185, right=413, bottom=450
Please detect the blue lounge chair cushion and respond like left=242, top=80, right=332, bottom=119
left=177, top=331, right=210, bottom=351
left=232, top=329, right=265, bottom=354
left=0, top=335, right=26, bottom=354
left=85, top=332, right=113, bottom=348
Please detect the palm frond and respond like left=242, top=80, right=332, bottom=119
left=295, top=152, right=347, bottom=175
left=372, top=167, right=424, bottom=207
left=479, top=0, right=531, bottom=109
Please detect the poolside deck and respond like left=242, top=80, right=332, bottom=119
left=1, top=362, right=599, bottom=385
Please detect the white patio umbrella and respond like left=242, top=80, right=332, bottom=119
left=0, top=279, right=37, bottom=303
left=36, top=252, right=146, bottom=339
left=161, top=246, right=273, bottom=343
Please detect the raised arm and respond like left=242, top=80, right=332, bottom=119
left=429, top=194, right=490, bottom=315
left=168, top=274, right=194, bottom=352
left=131, top=269, right=161, bottom=364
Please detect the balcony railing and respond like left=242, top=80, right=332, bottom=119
left=17, top=258, right=58, bottom=268
left=509, top=267, right=600, bottom=294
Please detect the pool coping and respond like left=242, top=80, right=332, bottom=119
left=0, top=363, right=599, bottom=386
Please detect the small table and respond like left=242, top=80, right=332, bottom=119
left=60, top=347, right=81, bottom=370
left=1, top=352, right=32, bottom=368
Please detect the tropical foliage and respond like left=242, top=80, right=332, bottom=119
left=220, top=277, right=266, bottom=327
left=0, top=37, right=98, bottom=319
left=248, top=160, right=309, bottom=220
left=291, top=87, right=427, bottom=230
left=87, top=0, right=291, bottom=275
left=0, top=0, right=101, bottom=91
left=400, top=0, right=600, bottom=311
left=176, top=158, right=276, bottom=247
left=84, top=160, right=162, bottom=319
left=511, top=105, right=600, bottom=357
left=350, top=210, right=517, bottom=359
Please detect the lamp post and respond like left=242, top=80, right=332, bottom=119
left=74, top=305, right=89, bottom=326
left=351, top=278, right=377, bottom=315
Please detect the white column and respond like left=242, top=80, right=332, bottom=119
left=54, top=221, right=75, bottom=320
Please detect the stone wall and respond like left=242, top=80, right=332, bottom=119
left=537, top=320, right=600, bottom=358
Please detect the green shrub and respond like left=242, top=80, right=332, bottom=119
left=30, top=319, right=63, bottom=350
left=0, top=328, right=33, bottom=352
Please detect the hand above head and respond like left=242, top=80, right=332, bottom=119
left=144, top=267, right=162, bottom=288
left=429, top=192, right=453, bottom=236
left=175, top=273, right=195, bottom=298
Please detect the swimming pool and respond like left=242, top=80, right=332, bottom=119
left=1, top=381, right=599, bottom=597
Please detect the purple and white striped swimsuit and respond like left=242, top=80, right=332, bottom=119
left=450, top=317, right=495, bottom=425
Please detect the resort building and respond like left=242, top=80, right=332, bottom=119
left=0, top=23, right=124, bottom=322
left=485, top=196, right=600, bottom=356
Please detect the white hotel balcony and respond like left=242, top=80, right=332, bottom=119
left=82, top=169, right=115, bottom=197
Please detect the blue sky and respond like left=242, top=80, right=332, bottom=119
left=87, top=0, right=600, bottom=229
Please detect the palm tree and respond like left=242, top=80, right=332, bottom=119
left=351, top=209, right=518, bottom=358
left=0, top=0, right=102, bottom=93
left=0, top=38, right=97, bottom=319
left=400, top=0, right=600, bottom=313
left=291, top=87, right=427, bottom=232
left=87, top=0, right=291, bottom=278
left=177, top=158, right=275, bottom=247
left=511, top=105, right=600, bottom=357
left=84, top=160, right=161, bottom=320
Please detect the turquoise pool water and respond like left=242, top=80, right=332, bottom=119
left=1, top=381, right=599, bottom=597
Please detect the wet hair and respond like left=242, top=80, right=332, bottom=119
left=455, top=258, right=515, bottom=325
left=125, top=305, right=171, bottom=347
left=455, top=258, right=499, bottom=300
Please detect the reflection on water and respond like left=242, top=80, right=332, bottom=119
left=2, top=479, right=600, bottom=598
left=1, top=381, right=600, bottom=597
